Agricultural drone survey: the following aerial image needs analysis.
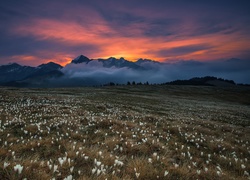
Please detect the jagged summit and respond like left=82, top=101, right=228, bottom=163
left=71, top=55, right=91, bottom=64
left=7, top=62, right=21, bottom=66
left=70, top=55, right=159, bottom=67
left=97, top=56, right=143, bottom=69
left=2, top=62, right=22, bottom=68
left=135, top=58, right=160, bottom=65
left=37, top=62, right=62, bottom=70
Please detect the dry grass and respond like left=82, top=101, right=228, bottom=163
left=0, top=85, right=249, bottom=179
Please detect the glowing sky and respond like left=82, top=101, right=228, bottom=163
left=1, top=0, right=250, bottom=66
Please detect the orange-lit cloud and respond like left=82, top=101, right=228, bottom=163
left=11, top=16, right=250, bottom=66
left=0, top=0, right=246, bottom=67
left=7, top=55, right=39, bottom=66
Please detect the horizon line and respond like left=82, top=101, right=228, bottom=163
left=0, top=54, right=244, bottom=67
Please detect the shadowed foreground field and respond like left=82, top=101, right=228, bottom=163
left=0, top=85, right=250, bottom=179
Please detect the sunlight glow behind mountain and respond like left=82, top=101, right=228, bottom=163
left=0, top=1, right=250, bottom=66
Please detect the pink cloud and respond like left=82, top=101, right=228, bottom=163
left=11, top=11, right=250, bottom=65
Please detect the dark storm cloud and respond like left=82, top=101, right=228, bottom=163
left=0, top=5, right=26, bottom=20
left=142, top=18, right=181, bottom=37
left=99, top=10, right=145, bottom=26
left=0, top=36, right=46, bottom=56
left=0, top=36, right=99, bottom=57
left=190, top=19, right=239, bottom=37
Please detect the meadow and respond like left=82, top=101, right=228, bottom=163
left=0, top=85, right=249, bottom=180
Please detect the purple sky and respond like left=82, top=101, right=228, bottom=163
left=1, top=0, right=250, bottom=66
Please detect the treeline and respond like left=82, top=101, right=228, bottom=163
left=103, top=81, right=150, bottom=86
left=102, top=76, right=250, bottom=87
left=165, top=76, right=235, bottom=86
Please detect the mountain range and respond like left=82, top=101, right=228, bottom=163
left=0, top=55, right=159, bottom=87
left=0, top=55, right=248, bottom=87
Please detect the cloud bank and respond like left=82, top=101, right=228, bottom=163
left=51, top=59, right=250, bottom=86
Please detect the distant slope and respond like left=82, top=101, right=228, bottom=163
left=0, top=63, right=35, bottom=83
left=166, top=76, right=236, bottom=87
left=0, top=62, right=63, bottom=87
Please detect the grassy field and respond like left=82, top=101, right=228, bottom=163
left=0, top=85, right=250, bottom=179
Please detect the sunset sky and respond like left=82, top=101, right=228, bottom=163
left=1, top=0, right=250, bottom=66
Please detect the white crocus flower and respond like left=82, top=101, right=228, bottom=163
left=14, top=164, right=23, bottom=174
left=4, top=162, right=10, bottom=169
left=164, top=170, right=169, bottom=176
